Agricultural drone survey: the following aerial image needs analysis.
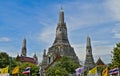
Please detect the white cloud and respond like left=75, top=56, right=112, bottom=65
left=72, top=43, right=86, bottom=62
left=105, top=0, right=120, bottom=21
left=114, top=34, right=120, bottom=38
left=93, top=45, right=113, bottom=55
left=92, top=40, right=110, bottom=45
left=0, top=48, right=18, bottom=57
left=38, top=26, right=55, bottom=44
left=37, top=51, right=44, bottom=63
left=0, top=37, right=11, bottom=42
left=37, top=13, right=57, bottom=44
left=112, top=23, right=120, bottom=38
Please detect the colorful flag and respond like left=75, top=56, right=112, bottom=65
left=1, top=66, right=9, bottom=74
left=75, top=66, right=84, bottom=75
left=12, top=66, right=19, bottom=74
left=102, top=67, right=108, bottom=76
left=109, top=67, right=119, bottom=75
left=23, top=67, right=30, bottom=74
left=88, top=67, right=97, bottom=75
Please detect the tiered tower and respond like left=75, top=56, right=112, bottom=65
left=84, top=36, right=95, bottom=70
left=41, top=8, right=79, bottom=71
left=47, top=8, right=79, bottom=64
left=21, top=38, right=27, bottom=56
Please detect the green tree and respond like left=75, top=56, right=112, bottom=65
left=11, top=58, right=19, bottom=67
left=0, top=52, right=9, bottom=68
left=19, top=62, right=39, bottom=76
left=46, top=66, right=69, bottom=76
left=107, top=63, right=114, bottom=69
left=56, top=56, right=79, bottom=74
left=112, top=42, right=120, bottom=68
left=46, top=56, right=80, bottom=76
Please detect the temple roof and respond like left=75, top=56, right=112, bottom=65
left=18, top=56, right=37, bottom=64
left=96, top=57, right=105, bottom=66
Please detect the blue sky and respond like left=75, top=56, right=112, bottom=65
left=0, top=0, right=120, bottom=64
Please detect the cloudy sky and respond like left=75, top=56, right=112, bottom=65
left=0, top=0, right=120, bottom=64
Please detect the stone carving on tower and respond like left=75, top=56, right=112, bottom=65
left=40, top=8, right=79, bottom=73
left=21, top=38, right=27, bottom=56
left=84, top=36, right=95, bottom=70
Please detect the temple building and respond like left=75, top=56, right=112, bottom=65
left=96, top=57, right=105, bottom=66
left=40, top=8, right=79, bottom=75
left=84, top=36, right=95, bottom=70
left=16, top=38, right=38, bottom=64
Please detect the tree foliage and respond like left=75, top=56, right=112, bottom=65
left=46, top=56, right=80, bottom=76
left=112, top=42, right=120, bottom=68
left=0, top=52, right=9, bottom=68
left=46, top=66, right=69, bottom=76
left=19, top=62, right=39, bottom=76
left=56, top=56, right=79, bottom=73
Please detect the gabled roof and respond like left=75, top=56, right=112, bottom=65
left=96, top=57, right=105, bottom=66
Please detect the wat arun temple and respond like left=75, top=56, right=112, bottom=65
left=15, top=8, right=106, bottom=76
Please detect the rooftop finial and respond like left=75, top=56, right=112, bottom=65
left=22, top=37, right=26, bottom=49
left=87, top=35, right=91, bottom=47
left=43, top=49, right=46, bottom=56
left=59, top=7, right=64, bottom=24
left=60, top=6, right=63, bottom=11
